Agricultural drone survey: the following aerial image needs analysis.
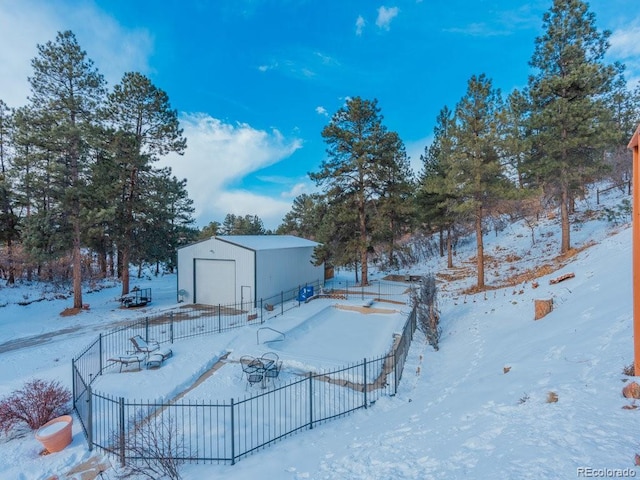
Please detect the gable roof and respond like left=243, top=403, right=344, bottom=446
left=215, top=235, right=319, bottom=251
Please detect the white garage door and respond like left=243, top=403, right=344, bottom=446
left=194, top=259, right=236, bottom=305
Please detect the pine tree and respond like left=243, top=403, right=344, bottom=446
left=311, top=97, right=405, bottom=285
left=372, top=131, right=414, bottom=269
left=0, top=100, right=20, bottom=285
left=417, top=106, right=458, bottom=267
left=447, top=74, right=511, bottom=289
left=526, top=0, right=616, bottom=254
left=27, top=31, right=106, bottom=307
left=104, top=72, right=186, bottom=295
left=277, top=193, right=326, bottom=240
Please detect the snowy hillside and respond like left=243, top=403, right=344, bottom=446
left=0, top=185, right=637, bottom=480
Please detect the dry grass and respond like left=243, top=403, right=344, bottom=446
left=546, top=391, right=559, bottom=403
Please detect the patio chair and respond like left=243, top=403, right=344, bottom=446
left=260, top=352, right=279, bottom=370
left=146, top=348, right=173, bottom=369
left=264, top=360, right=282, bottom=384
left=107, top=353, right=146, bottom=372
left=130, top=335, right=160, bottom=355
left=240, top=355, right=262, bottom=374
left=246, top=372, right=264, bottom=389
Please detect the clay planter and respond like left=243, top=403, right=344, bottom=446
left=35, top=415, right=73, bottom=453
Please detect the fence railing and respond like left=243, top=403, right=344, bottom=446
left=597, top=179, right=631, bottom=204
left=72, top=280, right=417, bottom=468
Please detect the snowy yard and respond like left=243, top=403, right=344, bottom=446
left=93, top=298, right=410, bottom=402
left=0, top=186, right=637, bottom=479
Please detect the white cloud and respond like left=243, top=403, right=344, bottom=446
left=609, top=24, right=640, bottom=57
left=159, top=113, right=303, bottom=229
left=376, top=6, right=399, bottom=31
left=0, top=0, right=153, bottom=108
left=281, top=182, right=316, bottom=199
left=355, top=15, right=366, bottom=36
left=258, top=62, right=279, bottom=72
left=315, top=106, right=329, bottom=116
left=609, top=23, right=640, bottom=87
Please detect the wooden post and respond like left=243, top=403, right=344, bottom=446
left=629, top=124, right=640, bottom=374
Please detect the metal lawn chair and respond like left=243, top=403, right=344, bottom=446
left=130, top=335, right=160, bottom=355
left=260, top=352, right=279, bottom=370
left=264, top=360, right=282, bottom=385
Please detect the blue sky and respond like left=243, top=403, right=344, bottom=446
left=1, top=0, right=639, bottom=230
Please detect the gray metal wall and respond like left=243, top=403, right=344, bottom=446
left=255, top=246, right=324, bottom=300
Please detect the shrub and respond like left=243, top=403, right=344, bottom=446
left=411, top=273, right=441, bottom=351
left=117, top=410, right=187, bottom=480
left=0, top=379, right=72, bottom=435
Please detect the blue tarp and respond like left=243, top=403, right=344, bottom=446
left=297, top=285, right=314, bottom=302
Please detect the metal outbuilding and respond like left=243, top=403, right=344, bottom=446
left=177, top=235, right=324, bottom=306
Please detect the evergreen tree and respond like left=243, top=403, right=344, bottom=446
left=447, top=74, right=511, bottom=289
left=503, top=89, right=532, bottom=188
left=417, top=106, right=458, bottom=267
left=104, top=72, right=186, bottom=295
left=312, top=195, right=361, bottom=281
left=198, top=221, right=221, bottom=240
left=372, top=131, right=414, bottom=269
left=220, top=214, right=266, bottom=235
left=27, top=31, right=106, bottom=307
left=0, top=100, right=20, bottom=285
left=277, top=193, right=326, bottom=240
left=526, top=0, right=616, bottom=254
left=311, top=97, right=404, bottom=285
left=603, top=69, right=640, bottom=185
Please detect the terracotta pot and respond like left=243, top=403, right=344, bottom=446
left=35, top=415, right=73, bottom=453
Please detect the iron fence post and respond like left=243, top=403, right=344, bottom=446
left=72, top=359, right=76, bottom=410
left=98, top=333, right=103, bottom=375
left=119, top=396, right=125, bottom=466
left=87, top=384, right=93, bottom=451
left=363, top=358, right=368, bottom=409
left=145, top=317, right=149, bottom=342
left=170, top=312, right=174, bottom=343
left=309, top=372, right=313, bottom=429
left=218, top=305, right=222, bottom=333
left=281, top=291, right=284, bottom=315
left=260, top=298, right=264, bottom=324
left=394, top=350, right=398, bottom=395
left=230, top=398, right=235, bottom=465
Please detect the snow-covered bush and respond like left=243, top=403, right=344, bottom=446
left=0, top=379, right=71, bottom=434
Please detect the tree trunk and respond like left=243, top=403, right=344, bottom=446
left=98, top=250, right=107, bottom=278
left=560, top=185, right=571, bottom=254
left=121, top=247, right=130, bottom=296
left=439, top=228, right=444, bottom=257
left=446, top=226, right=453, bottom=269
left=475, top=205, right=485, bottom=289
left=108, top=250, right=115, bottom=277
left=358, top=193, right=368, bottom=286
left=6, top=237, right=14, bottom=285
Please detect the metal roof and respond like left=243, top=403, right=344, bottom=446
left=215, top=235, right=320, bottom=251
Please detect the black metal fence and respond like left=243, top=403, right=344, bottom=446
left=72, top=281, right=417, bottom=467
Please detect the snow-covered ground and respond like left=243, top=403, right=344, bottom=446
left=0, top=184, right=637, bottom=480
